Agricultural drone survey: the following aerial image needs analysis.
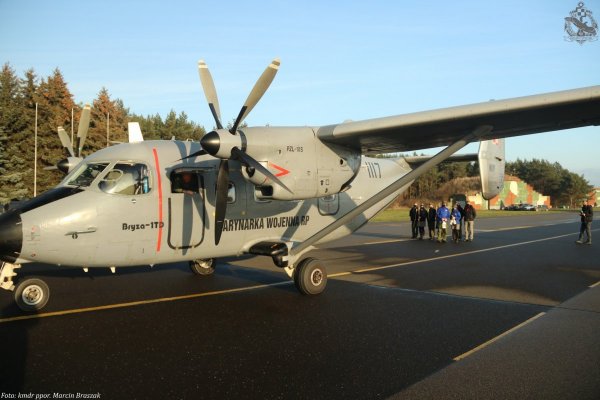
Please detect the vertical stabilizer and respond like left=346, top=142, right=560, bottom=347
left=478, top=138, right=505, bottom=199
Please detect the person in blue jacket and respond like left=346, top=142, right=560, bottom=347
left=436, top=202, right=451, bottom=243
left=450, top=204, right=462, bottom=243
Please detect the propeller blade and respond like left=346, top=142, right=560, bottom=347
left=43, top=166, right=58, bottom=171
left=230, top=58, right=280, bottom=134
left=57, top=127, right=75, bottom=157
left=214, top=160, right=229, bottom=245
left=76, top=104, right=91, bottom=157
left=198, top=60, right=223, bottom=130
left=231, top=147, right=292, bottom=193
left=178, top=149, right=207, bottom=161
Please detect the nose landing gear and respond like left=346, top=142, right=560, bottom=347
left=14, top=278, right=50, bottom=312
left=1, top=262, right=51, bottom=312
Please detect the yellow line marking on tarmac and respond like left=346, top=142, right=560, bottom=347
left=0, top=281, right=291, bottom=324
left=590, top=280, right=600, bottom=288
left=475, top=226, right=531, bottom=232
left=363, top=238, right=412, bottom=245
left=453, top=312, right=546, bottom=361
left=328, top=271, right=352, bottom=278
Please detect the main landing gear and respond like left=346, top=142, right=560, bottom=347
left=247, top=241, right=327, bottom=295
left=293, top=257, right=327, bottom=295
left=1, top=262, right=51, bottom=312
left=189, top=258, right=216, bottom=275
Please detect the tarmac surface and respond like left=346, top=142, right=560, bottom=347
left=0, top=211, right=598, bottom=399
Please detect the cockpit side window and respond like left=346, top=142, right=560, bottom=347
left=171, top=171, right=200, bottom=195
left=66, top=163, right=109, bottom=187
left=99, top=163, right=151, bottom=195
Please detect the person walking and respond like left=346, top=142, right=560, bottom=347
left=576, top=199, right=593, bottom=245
left=409, top=203, right=419, bottom=239
left=418, top=204, right=428, bottom=240
left=464, top=200, right=477, bottom=242
left=436, top=202, right=450, bottom=243
left=427, top=203, right=437, bottom=240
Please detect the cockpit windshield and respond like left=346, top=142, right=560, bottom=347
left=65, top=163, right=109, bottom=187
left=99, top=163, right=151, bottom=195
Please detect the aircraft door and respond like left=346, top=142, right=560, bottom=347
left=167, top=170, right=206, bottom=252
left=95, top=162, right=155, bottom=265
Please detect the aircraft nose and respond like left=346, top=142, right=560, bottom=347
left=0, top=210, right=23, bottom=263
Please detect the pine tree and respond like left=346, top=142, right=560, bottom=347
left=35, top=68, right=78, bottom=193
left=88, top=87, right=128, bottom=152
left=0, top=63, right=31, bottom=202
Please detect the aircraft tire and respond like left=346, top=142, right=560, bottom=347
left=14, top=278, right=50, bottom=312
left=189, top=258, right=216, bottom=275
left=294, top=257, right=327, bottom=295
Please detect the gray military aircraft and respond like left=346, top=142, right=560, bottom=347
left=1, top=58, right=599, bottom=311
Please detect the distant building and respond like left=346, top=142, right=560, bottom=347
left=465, top=175, right=551, bottom=210
left=589, top=188, right=600, bottom=207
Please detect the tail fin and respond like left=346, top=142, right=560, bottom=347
left=128, top=122, right=144, bottom=143
left=478, top=138, right=505, bottom=199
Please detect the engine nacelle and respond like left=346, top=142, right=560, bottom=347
left=240, top=127, right=361, bottom=200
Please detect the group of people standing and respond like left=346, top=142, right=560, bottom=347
left=410, top=201, right=477, bottom=243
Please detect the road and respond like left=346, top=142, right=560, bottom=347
left=0, top=211, right=598, bottom=399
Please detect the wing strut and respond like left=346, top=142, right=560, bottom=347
left=289, top=125, right=493, bottom=258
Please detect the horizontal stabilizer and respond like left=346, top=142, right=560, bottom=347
left=404, top=153, right=478, bottom=166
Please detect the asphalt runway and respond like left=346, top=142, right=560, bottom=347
left=0, top=211, right=598, bottom=399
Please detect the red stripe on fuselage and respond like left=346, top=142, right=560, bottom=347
left=152, top=148, right=163, bottom=252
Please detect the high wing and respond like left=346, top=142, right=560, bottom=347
left=316, top=85, right=600, bottom=154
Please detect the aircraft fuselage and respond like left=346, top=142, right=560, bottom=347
left=0, top=138, right=412, bottom=269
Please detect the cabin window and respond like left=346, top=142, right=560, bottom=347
left=66, top=163, right=109, bottom=187
left=171, top=171, right=200, bottom=195
left=99, top=163, right=151, bottom=195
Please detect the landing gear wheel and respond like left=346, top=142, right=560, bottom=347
left=293, top=257, right=327, bottom=295
left=189, top=258, right=216, bottom=275
left=14, top=278, right=50, bottom=312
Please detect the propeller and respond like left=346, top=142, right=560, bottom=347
left=214, top=160, right=229, bottom=245
left=52, top=104, right=91, bottom=174
left=197, top=58, right=290, bottom=245
left=76, top=104, right=91, bottom=157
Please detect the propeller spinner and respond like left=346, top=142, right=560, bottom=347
left=197, top=58, right=290, bottom=245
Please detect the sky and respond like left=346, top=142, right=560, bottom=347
left=1, top=0, right=599, bottom=185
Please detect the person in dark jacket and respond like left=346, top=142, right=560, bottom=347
left=427, top=203, right=437, bottom=240
left=409, top=203, right=418, bottom=238
left=418, top=204, right=428, bottom=240
left=457, top=203, right=465, bottom=241
left=576, top=199, right=593, bottom=245
left=463, top=201, right=477, bottom=241
left=451, top=204, right=462, bottom=243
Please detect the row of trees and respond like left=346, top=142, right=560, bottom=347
left=506, top=158, right=592, bottom=208
left=0, top=63, right=205, bottom=204
left=395, top=156, right=591, bottom=208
